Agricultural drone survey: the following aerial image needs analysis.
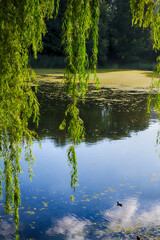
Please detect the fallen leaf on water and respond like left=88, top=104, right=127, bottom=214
left=40, top=208, right=45, bottom=211
left=42, top=202, right=48, bottom=207
left=26, top=211, right=35, bottom=215
left=100, top=193, right=105, bottom=196
left=108, top=187, right=115, bottom=192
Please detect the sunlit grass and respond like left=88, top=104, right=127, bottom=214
left=34, top=68, right=155, bottom=90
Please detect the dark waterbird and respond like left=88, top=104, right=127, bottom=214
left=137, top=236, right=141, bottom=240
left=117, top=201, right=122, bottom=207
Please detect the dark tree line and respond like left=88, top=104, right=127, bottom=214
left=33, top=0, right=156, bottom=68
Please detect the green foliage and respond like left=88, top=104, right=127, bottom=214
left=60, top=0, right=99, bottom=190
left=67, top=146, right=78, bottom=190
left=42, top=1, right=65, bottom=56
left=0, top=0, right=100, bottom=234
left=97, top=2, right=113, bottom=66
left=130, top=0, right=160, bottom=54
left=60, top=102, right=85, bottom=145
left=62, top=0, right=99, bottom=86
left=61, top=0, right=99, bottom=128
left=0, top=0, right=59, bottom=237
left=130, top=0, right=160, bottom=114
left=130, top=0, right=157, bottom=28
left=106, top=0, right=154, bottom=65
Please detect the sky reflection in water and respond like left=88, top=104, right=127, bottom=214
left=20, top=122, right=160, bottom=238
left=1, top=88, right=160, bottom=239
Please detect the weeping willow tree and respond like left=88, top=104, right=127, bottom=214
left=130, top=0, right=160, bottom=112
left=0, top=0, right=99, bottom=237
left=0, top=0, right=59, bottom=238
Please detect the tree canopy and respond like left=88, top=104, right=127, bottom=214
left=0, top=0, right=59, bottom=237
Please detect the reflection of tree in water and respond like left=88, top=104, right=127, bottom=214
left=35, top=82, right=152, bottom=145
left=32, top=82, right=154, bottom=193
left=82, top=93, right=151, bottom=143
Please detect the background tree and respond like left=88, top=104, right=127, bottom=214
left=42, top=1, right=65, bottom=56
left=107, top=0, right=155, bottom=65
left=34, top=0, right=156, bottom=68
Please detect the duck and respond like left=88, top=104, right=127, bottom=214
left=117, top=201, right=122, bottom=207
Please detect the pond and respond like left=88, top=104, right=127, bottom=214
left=0, top=82, right=160, bottom=239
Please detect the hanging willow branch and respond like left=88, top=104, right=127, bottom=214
left=0, top=0, right=59, bottom=238
left=130, top=0, right=160, bottom=159
left=60, top=0, right=100, bottom=140
left=60, top=0, right=100, bottom=190
left=130, top=0, right=160, bottom=113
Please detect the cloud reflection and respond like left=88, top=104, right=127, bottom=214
left=0, top=221, right=15, bottom=240
left=46, top=198, right=160, bottom=239
left=46, top=215, right=91, bottom=240
left=103, top=197, right=160, bottom=230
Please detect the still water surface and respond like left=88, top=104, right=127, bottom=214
left=1, top=83, right=160, bottom=239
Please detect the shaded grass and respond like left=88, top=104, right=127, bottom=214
left=142, top=72, right=154, bottom=78
left=31, top=55, right=156, bottom=72
left=34, top=68, right=65, bottom=75
left=30, top=55, right=66, bottom=69
left=97, top=62, right=156, bottom=72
